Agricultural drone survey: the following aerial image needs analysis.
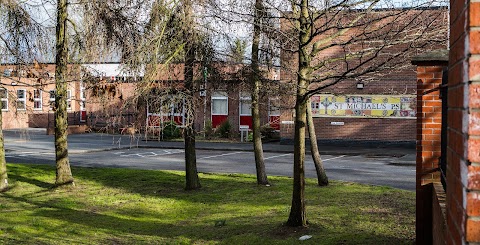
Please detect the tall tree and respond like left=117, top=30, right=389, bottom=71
left=282, top=0, right=447, bottom=227
left=183, top=0, right=201, bottom=190
left=306, top=98, right=328, bottom=186
left=0, top=98, right=7, bottom=192
left=82, top=0, right=203, bottom=190
left=208, top=0, right=276, bottom=186
left=286, top=0, right=309, bottom=226
left=0, top=0, right=49, bottom=191
left=54, top=0, right=74, bottom=186
left=251, top=0, right=270, bottom=186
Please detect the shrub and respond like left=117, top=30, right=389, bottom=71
left=217, top=120, right=231, bottom=138
left=247, top=132, right=253, bottom=142
left=162, top=121, right=181, bottom=139
left=204, top=121, right=214, bottom=139
left=260, top=124, right=278, bottom=140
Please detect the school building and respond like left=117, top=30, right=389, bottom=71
left=0, top=63, right=282, bottom=138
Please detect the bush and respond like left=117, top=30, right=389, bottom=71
left=260, top=124, right=278, bottom=140
left=217, top=120, right=231, bottom=138
left=204, top=121, right=214, bottom=139
left=247, top=132, right=253, bottom=142
left=162, top=121, right=181, bottom=139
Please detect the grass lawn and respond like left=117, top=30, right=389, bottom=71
left=0, top=163, right=415, bottom=244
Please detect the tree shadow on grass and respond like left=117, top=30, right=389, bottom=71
left=2, top=164, right=415, bottom=244
left=7, top=163, right=414, bottom=219
left=1, top=192, right=412, bottom=244
left=1, top=191, right=274, bottom=243
left=8, top=174, right=54, bottom=189
left=70, top=166, right=272, bottom=204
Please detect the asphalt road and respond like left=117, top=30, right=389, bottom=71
left=5, top=147, right=415, bottom=191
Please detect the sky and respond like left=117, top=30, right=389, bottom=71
left=1, top=0, right=447, bottom=65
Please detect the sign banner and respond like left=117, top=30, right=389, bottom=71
left=310, top=94, right=416, bottom=118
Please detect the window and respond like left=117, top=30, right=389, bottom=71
left=67, top=90, right=72, bottom=110
left=16, top=89, right=26, bottom=110
left=171, top=98, right=184, bottom=116
left=48, top=90, right=71, bottom=110
left=3, top=69, right=11, bottom=77
left=80, top=86, right=86, bottom=110
left=212, top=91, right=228, bottom=115
left=0, top=89, right=8, bottom=111
left=49, top=90, right=55, bottom=110
left=33, top=89, right=42, bottom=110
left=269, top=98, right=281, bottom=116
left=239, top=92, right=251, bottom=116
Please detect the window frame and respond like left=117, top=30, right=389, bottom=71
left=67, top=90, right=72, bottom=110
left=80, top=86, right=86, bottom=111
left=33, top=89, right=42, bottom=110
left=16, top=89, right=26, bottom=111
left=239, top=92, right=252, bottom=116
left=211, top=91, right=228, bottom=116
left=49, top=90, right=55, bottom=110
left=0, top=89, right=8, bottom=111
left=269, top=98, right=281, bottom=117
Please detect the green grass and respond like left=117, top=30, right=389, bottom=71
left=0, top=163, right=415, bottom=244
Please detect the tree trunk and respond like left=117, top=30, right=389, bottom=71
left=0, top=100, right=8, bottom=192
left=54, top=0, right=74, bottom=186
left=183, top=0, right=200, bottom=190
left=287, top=0, right=309, bottom=227
left=287, top=91, right=308, bottom=227
left=251, top=0, right=269, bottom=186
left=306, top=99, right=328, bottom=186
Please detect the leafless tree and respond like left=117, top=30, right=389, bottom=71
left=207, top=0, right=279, bottom=186
left=250, top=0, right=271, bottom=186
left=0, top=0, right=53, bottom=191
left=52, top=0, right=75, bottom=186
left=82, top=0, right=206, bottom=190
left=271, top=0, right=448, bottom=227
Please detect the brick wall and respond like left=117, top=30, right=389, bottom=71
left=279, top=93, right=417, bottom=142
left=447, top=0, right=480, bottom=242
left=279, top=8, right=448, bottom=143
left=413, top=58, right=448, bottom=244
left=0, top=77, right=79, bottom=129
left=415, top=64, right=445, bottom=186
left=432, top=183, right=447, bottom=245
left=466, top=1, right=480, bottom=242
left=312, top=117, right=414, bottom=141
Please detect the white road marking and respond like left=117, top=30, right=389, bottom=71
left=11, top=152, right=55, bottom=157
left=264, top=153, right=292, bottom=160
left=199, top=152, right=244, bottom=159
left=323, top=155, right=346, bottom=162
left=118, top=149, right=184, bottom=158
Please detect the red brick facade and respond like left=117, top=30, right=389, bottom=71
left=412, top=56, right=447, bottom=244
left=415, top=64, right=445, bottom=187
left=447, top=0, right=480, bottom=241
left=0, top=63, right=279, bottom=135
left=415, top=0, right=480, bottom=242
left=279, top=8, right=448, bottom=144
left=0, top=64, right=84, bottom=129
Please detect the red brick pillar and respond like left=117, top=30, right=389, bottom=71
left=412, top=55, right=448, bottom=188
left=412, top=54, right=448, bottom=244
left=447, top=0, right=480, bottom=242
